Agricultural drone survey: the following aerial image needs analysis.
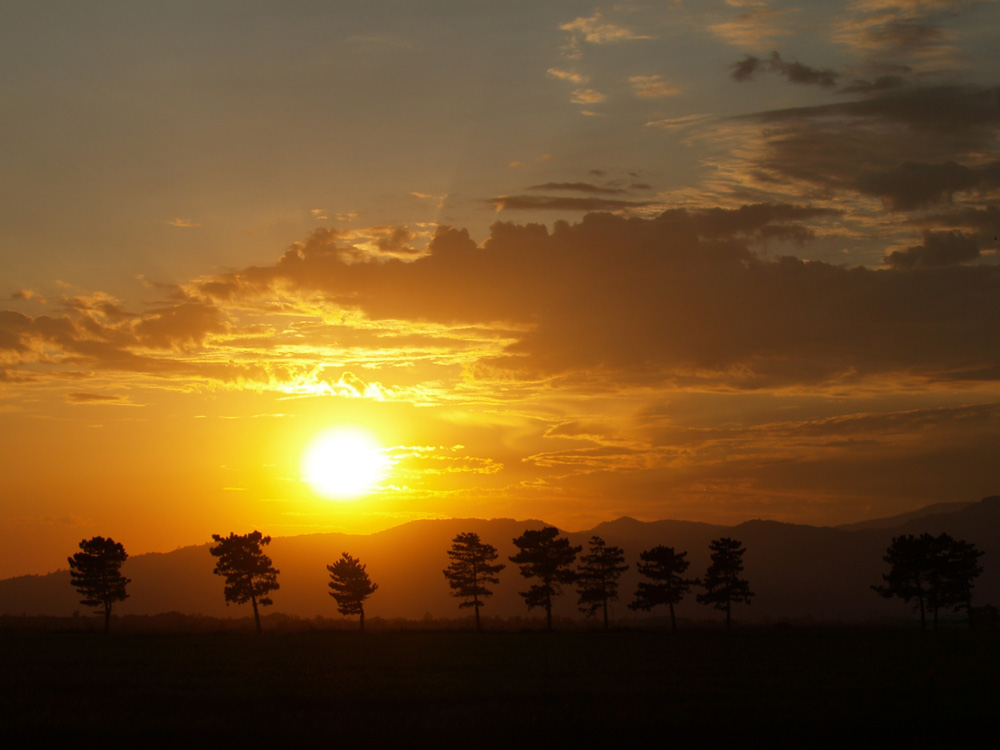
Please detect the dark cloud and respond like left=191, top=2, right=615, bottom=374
left=197, top=210, right=1000, bottom=388
left=731, top=52, right=839, bottom=88
left=885, top=230, right=980, bottom=268
left=736, top=86, right=1000, bottom=213
left=133, top=300, right=228, bottom=349
left=910, top=204, right=1000, bottom=232
left=67, top=392, right=125, bottom=403
left=756, top=85, right=1000, bottom=135
left=839, top=75, right=907, bottom=95
left=856, top=161, right=1000, bottom=211
left=490, top=195, right=653, bottom=211
left=528, top=182, right=627, bottom=195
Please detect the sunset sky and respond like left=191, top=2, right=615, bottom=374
left=2, top=1, right=999, bottom=579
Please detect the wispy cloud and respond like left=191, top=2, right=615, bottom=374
left=571, top=88, right=606, bottom=105
left=560, top=12, right=651, bottom=44
left=629, top=74, right=680, bottom=98
left=710, top=7, right=795, bottom=50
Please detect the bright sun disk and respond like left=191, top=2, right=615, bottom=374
left=303, top=428, right=387, bottom=500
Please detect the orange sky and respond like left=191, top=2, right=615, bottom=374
left=2, top=1, right=1000, bottom=578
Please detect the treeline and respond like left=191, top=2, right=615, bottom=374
left=65, top=527, right=987, bottom=633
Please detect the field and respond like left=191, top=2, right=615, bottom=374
left=3, top=627, right=998, bottom=743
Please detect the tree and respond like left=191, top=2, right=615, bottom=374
left=697, top=537, right=753, bottom=632
left=575, top=536, right=628, bottom=630
left=509, top=526, right=581, bottom=630
left=442, top=532, right=505, bottom=632
left=873, top=533, right=984, bottom=630
left=938, top=535, right=984, bottom=627
left=68, top=536, right=130, bottom=632
left=327, top=552, right=378, bottom=632
left=629, top=546, right=696, bottom=633
left=210, top=531, right=279, bottom=634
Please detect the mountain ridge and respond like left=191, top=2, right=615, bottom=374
left=3, top=498, right=997, bottom=624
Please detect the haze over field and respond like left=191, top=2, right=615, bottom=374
left=2, top=2, right=999, bottom=579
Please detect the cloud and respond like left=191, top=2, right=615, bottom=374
left=167, top=218, right=201, bottom=228
left=645, top=114, right=713, bottom=132
left=629, top=75, right=680, bottom=98
left=528, top=182, right=627, bottom=196
left=10, top=289, right=45, bottom=303
left=191, top=210, right=1000, bottom=390
left=856, top=161, right=1000, bottom=211
left=490, top=196, right=653, bottom=212
left=710, top=8, right=794, bottom=50
left=731, top=52, right=839, bottom=87
left=884, top=229, right=980, bottom=267
left=560, top=13, right=649, bottom=44
left=693, top=84, right=1000, bottom=221
left=832, top=0, right=969, bottom=70
left=66, top=392, right=128, bottom=404
left=570, top=88, right=606, bottom=105
left=547, top=68, right=588, bottom=85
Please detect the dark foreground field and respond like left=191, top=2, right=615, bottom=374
left=3, top=628, right=998, bottom=744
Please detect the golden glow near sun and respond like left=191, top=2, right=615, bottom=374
left=302, top=428, right=388, bottom=500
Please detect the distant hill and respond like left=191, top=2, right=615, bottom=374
left=2, top=499, right=998, bottom=625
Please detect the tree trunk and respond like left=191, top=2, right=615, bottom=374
left=360, top=607, right=365, bottom=634
left=918, top=595, right=926, bottom=631
left=669, top=602, right=677, bottom=634
left=104, top=601, right=111, bottom=633
left=726, top=599, right=731, bottom=633
left=474, top=593, right=481, bottom=633
left=545, top=597, right=552, bottom=631
left=602, top=599, right=608, bottom=631
left=251, top=594, right=261, bottom=634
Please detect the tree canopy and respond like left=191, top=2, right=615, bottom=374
left=509, top=526, right=581, bottom=630
left=210, top=531, right=279, bottom=634
left=575, top=536, right=628, bottom=629
left=328, top=552, right=379, bottom=632
left=629, top=545, right=696, bottom=633
left=696, top=537, right=753, bottom=632
left=443, top=532, right=505, bottom=632
left=68, top=536, right=130, bottom=632
left=873, top=532, right=984, bottom=629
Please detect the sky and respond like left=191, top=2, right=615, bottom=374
left=2, top=0, right=1000, bottom=578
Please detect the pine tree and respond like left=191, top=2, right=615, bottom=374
left=629, top=545, right=696, bottom=633
left=442, top=532, right=505, bottom=632
left=575, top=536, right=628, bottom=630
left=696, top=537, right=753, bottom=632
left=938, top=535, right=984, bottom=627
left=210, top=531, right=280, bottom=634
left=509, top=527, right=581, bottom=631
left=874, top=533, right=984, bottom=630
left=327, top=552, right=379, bottom=632
left=68, top=536, right=130, bottom=632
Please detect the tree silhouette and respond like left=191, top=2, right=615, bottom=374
left=874, top=533, right=984, bottom=630
left=328, top=552, right=378, bottom=632
left=210, top=531, right=279, bottom=634
left=442, top=532, right=505, bottom=632
left=697, top=537, right=753, bottom=632
left=68, top=536, right=130, bottom=632
left=938, top=535, right=985, bottom=627
left=575, top=536, right=628, bottom=630
left=629, top=546, right=696, bottom=633
left=509, top=527, right=581, bottom=630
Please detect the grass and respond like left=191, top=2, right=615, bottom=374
left=3, top=628, right=998, bottom=743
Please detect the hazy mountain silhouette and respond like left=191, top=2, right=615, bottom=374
left=2, top=499, right=998, bottom=623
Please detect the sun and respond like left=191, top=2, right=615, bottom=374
left=302, top=427, right=388, bottom=500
